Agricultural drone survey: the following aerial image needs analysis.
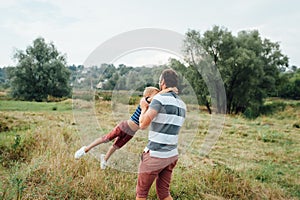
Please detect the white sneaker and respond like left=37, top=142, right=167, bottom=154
left=100, top=154, right=107, bottom=169
left=74, top=146, right=87, bottom=159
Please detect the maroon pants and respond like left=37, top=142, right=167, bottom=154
left=136, top=151, right=178, bottom=200
left=103, top=121, right=135, bottom=148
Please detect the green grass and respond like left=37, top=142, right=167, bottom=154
left=0, top=100, right=72, bottom=112
left=0, top=98, right=299, bottom=199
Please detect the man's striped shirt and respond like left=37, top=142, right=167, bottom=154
left=145, top=92, right=186, bottom=158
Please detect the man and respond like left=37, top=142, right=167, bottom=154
left=136, top=69, right=186, bottom=200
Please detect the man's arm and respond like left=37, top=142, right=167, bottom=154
left=139, top=97, right=158, bottom=130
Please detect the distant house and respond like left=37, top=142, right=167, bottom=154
left=77, top=77, right=85, bottom=83
left=96, top=82, right=103, bottom=89
left=96, top=79, right=108, bottom=89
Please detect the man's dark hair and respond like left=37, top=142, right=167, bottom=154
left=161, top=69, right=178, bottom=88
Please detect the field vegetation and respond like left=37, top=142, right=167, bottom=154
left=0, top=97, right=299, bottom=199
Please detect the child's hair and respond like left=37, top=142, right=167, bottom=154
left=143, top=87, right=160, bottom=97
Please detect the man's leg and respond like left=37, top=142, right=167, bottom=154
left=136, top=197, right=146, bottom=200
left=136, top=171, right=157, bottom=199
left=136, top=152, right=160, bottom=199
left=162, top=196, right=173, bottom=200
left=156, top=158, right=177, bottom=200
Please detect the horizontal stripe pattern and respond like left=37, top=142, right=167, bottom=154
left=149, top=131, right=179, bottom=144
left=152, top=93, right=186, bottom=110
left=150, top=123, right=180, bottom=136
left=130, top=105, right=141, bottom=125
left=146, top=92, right=186, bottom=158
left=147, top=141, right=177, bottom=151
left=152, top=113, right=185, bottom=127
left=150, top=148, right=178, bottom=158
left=151, top=103, right=186, bottom=118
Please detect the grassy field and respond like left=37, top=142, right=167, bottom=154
left=0, top=98, right=299, bottom=199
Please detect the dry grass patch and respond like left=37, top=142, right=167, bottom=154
left=0, top=99, right=299, bottom=199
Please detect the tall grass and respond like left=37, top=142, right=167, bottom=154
left=0, top=99, right=299, bottom=199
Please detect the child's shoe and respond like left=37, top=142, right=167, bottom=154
left=74, top=146, right=87, bottom=159
left=100, top=154, right=107, bottom=169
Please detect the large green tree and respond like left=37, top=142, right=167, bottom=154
left=183, top=26, right=289, bottom=115
left=9, top=37, right=71, bottom=101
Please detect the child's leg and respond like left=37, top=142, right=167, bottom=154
left=85, top=136, right=107, bottom=153
left=85, top=124, right=123, bottom=153
left=104, top=145, right=118, bottom=161
left=103, top=132, right=133, bottom=162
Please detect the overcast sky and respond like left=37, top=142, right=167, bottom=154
left=0, top=0, right=299, bottom=67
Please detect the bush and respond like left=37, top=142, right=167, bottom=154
left=260, top=101, right=286, bottom=116
left=129, top=96, right=139, bottom=105
left=0, top=134, right=36, bottom=168
left=47, top=95, right=68, bottom=102
left=244, top=101, right=287, bottom=119
left=95, top=91, right=112, bottom=101
left=243, top=105, right=260, bottom=119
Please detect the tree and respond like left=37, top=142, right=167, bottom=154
left=181, top=30, right=212, bottom=113
left=260, top=38, right=289, bottom=97
left=9, top=37, right=71, bottom=101
left=278, top=67, right=300, bottom=99
left=183, top=26, right=289, bottom=115
left=183, top=27, right=230, bottom=113
left=169, top=58, right=213, bottom=114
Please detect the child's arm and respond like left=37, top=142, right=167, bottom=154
left=147, top=87, right=178, bottom=103
left=159, top=87, right=178, bottom=94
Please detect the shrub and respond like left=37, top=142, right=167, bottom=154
left=244, top=101, right=287, bottom=119
left=260, top=101, right=286, bottom=115
left=129, top=96, right=139, bottom=105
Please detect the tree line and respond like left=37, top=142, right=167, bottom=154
left=0, top=26, right=299, bottom=117
left=69, top=63, right=166, bottom=92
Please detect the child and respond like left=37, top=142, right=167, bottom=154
left=74, top=86, right=160, bottom=169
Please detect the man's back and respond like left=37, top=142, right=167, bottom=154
left=146, top=92, right=186, bottom=158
